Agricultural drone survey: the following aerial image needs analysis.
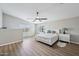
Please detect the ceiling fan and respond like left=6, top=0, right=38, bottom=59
left=27, top=11, right=47, bottom=22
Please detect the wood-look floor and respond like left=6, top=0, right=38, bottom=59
left=0, top=37, right=79, bottom=56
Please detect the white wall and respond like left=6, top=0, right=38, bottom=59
left=0, top=8, right=2, bottom=28
left=3, top=13, right=35, bottom=37
left=0, top=29, right=23, bottom=45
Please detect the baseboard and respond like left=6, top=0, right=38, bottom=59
left=58, top=40, right=79, bottom=45
left=70, top=41, right=79, bottom=44
left=0, top=40, right=23, bottom=46
left=23, top=35, right=35, bottom=38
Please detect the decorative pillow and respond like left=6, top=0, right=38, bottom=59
left=52, top=31, right=56, bottom=34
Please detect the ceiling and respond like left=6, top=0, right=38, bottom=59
left=0, top=3, right=79, bottom=22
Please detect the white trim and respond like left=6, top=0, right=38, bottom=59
left=70, top=41, right=79, bottom=44
left=0, top=40, right=23, bottom=46
left=23, top=35, right=34, bottom=38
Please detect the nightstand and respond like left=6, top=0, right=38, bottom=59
left=59, top=34, right=70, bottom=43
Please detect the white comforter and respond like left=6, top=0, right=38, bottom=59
left=37, top=33, right=57, bottom=39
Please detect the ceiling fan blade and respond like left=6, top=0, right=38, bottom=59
left=40, top=18, right=47, bottom=20
left=26, top=18, right=34, bottom=19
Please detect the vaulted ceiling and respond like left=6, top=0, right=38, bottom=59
left=0, top=3, right=79, bottom=22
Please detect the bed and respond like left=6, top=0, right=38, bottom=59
left=35, top=33, right=58, bottom=45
